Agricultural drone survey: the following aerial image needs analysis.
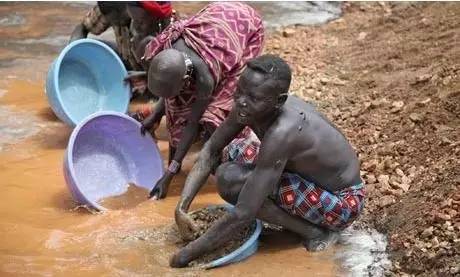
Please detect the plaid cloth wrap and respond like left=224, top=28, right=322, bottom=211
left=221, top=127, right=260, bottom=164
left=277, top=175, right=365, bottom=231
left=221, top=129, right=365, bottom=231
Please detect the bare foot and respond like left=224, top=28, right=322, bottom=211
left=303, top=230, right=340, bottom=252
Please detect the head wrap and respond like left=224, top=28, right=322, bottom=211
left=139, top=1, right=172, bottom=18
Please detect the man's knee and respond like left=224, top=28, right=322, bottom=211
left=216, top=162, right=239, bottom=187
left=215, top=162, right=243, bottom=203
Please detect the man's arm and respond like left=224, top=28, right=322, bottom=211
left=140, top=97, right=165, bottom=135
left=69, top=5, right=110, bottom=44
left=174, top=110, right=244, bottom=239
left=69, top=23, right=89, bottom=43
left=171, top=129, right=290, bottom=267
left=177, top=110, right=245, bottom=211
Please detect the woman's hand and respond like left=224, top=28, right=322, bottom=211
left=149, top=172, right=173, bottom=199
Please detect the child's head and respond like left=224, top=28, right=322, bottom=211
left=234, top=54, right=292, bottom=125
left=147, top=49, right=187, bottom=98
left=97, top=1, right=130, bottom=26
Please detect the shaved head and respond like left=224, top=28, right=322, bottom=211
left=148, top=49, right=186, bottom=98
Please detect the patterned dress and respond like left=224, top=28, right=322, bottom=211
left=143, top=2, right=264, bottom=147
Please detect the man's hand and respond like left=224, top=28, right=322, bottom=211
left=69, top=24, right=88, bottom=44
left=149, top=172, right=173, bottom=199
left=170, top=246, right=193, bottom=268
left=175, top=207, right=198, bottom=241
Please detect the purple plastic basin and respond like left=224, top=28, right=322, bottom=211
left=64, top=111, right=164, bottom=211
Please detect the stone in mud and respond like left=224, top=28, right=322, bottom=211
left=395, top=168, right=404, bottom=177
left=317, top=78, right=327, bottom=86
left=282, top=28, right=296, bottom=37
left=390, top=179, right=410, bottom=192
left=391, top=101, right=404, bottom=113
left=440, top=137, right=453, bottom=146
left=421, top=226, right=434, bottom=238
left=357, top=32, right=367, bottom=41
left=401, top=175, right=411, bottom=186
left=434, top=212, right=451, bottom=222
left=417, top=98, right=431, bottom=106
left=411, top=74, right=432, bottom=85
left=450, top=266, right=460, bottom=275
left=431, top=236, right=440, bottom=248
left=370, top=100, right=382, bottom=108
left=409, top=113, right=424, bottom=123
left=366, top=174, right=377, bottom=184
left=387, top=188, right=403, bottom=197
left=377, top=174, right=390, bottom=186
left=378, top=195, right=395, bottom=208
left=440, top=199, right=453, bottom=208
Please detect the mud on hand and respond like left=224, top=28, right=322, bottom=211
left=175, top=208, right=198, bottom=241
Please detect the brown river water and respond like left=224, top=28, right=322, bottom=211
left=0, top=2, right=378, bottom=276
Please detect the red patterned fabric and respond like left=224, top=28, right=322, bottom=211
left=277, top=176, right=365, bottom=231
left=142, top=2, right=264, bottom=147
left=221, top=127, right=260, bottom=164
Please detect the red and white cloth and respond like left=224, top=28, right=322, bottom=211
left=142, top=2, right=264, bottom=147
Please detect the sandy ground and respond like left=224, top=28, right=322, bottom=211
left=265, top=2, right=459, bottom=276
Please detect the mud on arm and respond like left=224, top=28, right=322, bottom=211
left=174, top=111, right=245, bottom=240
left=176, top=111, right=245, bottom=211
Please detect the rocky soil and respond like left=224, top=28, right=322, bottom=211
left=264, top=2, right=459, bottom=276
left=187, top=207, right=255, bottom=266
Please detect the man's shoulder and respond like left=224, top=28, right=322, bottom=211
left=274, top=97, right=315, bottom=131
left=263, top=109, right=298, bottom=146
left=266, top=97, right=321, bottom=144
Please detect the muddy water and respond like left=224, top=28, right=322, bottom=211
left=0, top=2, right=347, bottom=276
left=98, top=183, right=150, bottom=210
left=0, top=80, right=339, bottom=276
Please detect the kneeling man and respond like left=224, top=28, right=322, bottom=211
left=170, top=54, right=365, bottom=267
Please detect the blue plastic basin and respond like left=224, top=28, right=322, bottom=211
left=192, top=204, right=263, bottom=269
left=64, top=112, right=164, bottom=211
left=46, top=39, right=130, bottom=127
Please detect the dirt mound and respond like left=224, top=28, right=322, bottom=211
left=264, top=2, right=459, bottom=275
